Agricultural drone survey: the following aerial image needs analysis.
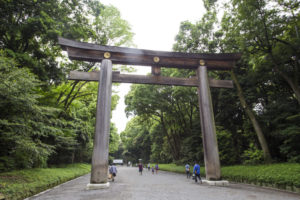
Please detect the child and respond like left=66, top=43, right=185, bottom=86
left=152, top=166, right=155, bottom=174
left=185, top=164, right=190, bottom=178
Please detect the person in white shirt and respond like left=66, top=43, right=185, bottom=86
left=185, top=164, right=190, bottom=178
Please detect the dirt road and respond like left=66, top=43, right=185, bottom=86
left=27, top=166, right=300, bottom=200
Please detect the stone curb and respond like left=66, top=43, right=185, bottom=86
left=202, top=180, right=229, bottom=186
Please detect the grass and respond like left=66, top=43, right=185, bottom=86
left=0, top=163, right=91, bottom=200
left=159, top=163, right=300, bottom=192
left=1, top=162, right=299, bottom=199
left=159, top=163, right=206, bottom=176
left=221, top=163, right=300, bottom=191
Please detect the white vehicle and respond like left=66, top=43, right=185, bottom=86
left=113, top=159, right=123, bottom=165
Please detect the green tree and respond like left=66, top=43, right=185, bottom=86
left=0, top=0, right=133, bottom=170
left=120, top=117, right=151, bottom=163
left=0, top=54, right=56, bottom=170
left=219, top=0, right=300, bottom=162
left=173, top=1, right=275, bottom=163
left=0, top=0, right=90, bottom=83
left=231, top=0, right=300, bottom=104
left=125, top=68, right=203, bottom=162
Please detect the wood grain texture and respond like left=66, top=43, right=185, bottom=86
left=68, top=71, right=234, bottom=88
left=90, top=60, right=112, bottom=184
left=197, top=66, right=221, bottom=180
left=151, top=66, right=161, bottom=75
left=59, top=37, right=241, bottom=70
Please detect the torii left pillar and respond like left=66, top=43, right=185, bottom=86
left=87, top=59, right=112, bottom=189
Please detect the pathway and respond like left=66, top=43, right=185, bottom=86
left=27, top=166, right=300, bottom=200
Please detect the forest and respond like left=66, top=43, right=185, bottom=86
left=0, top=0, right=299, bottom=173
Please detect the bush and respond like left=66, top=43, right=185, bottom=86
left=0, top=163, right=91, bottom=200
left=159, top=163, right=206, bottom=177
left=159, top=163, right=300, bottom=192
left=0, top=54, right=55, bottom=171
left=216, top=127, right=238, bottom=165
left=221, top=163, right=300, bottom=189
left=241, top=143, right=264, bottom=165
left=279, top=125, right=300, bottom=162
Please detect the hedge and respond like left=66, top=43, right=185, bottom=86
left=0, top=163, right=91, bottom=200
left=159, top=163, right=300, bottom=193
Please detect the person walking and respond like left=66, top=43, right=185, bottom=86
left=185, top=163, right=190, bottom=178
left=109, top=164, right=117, bottom=182
left=155, top=164, right=159, bottom=174
left=147, top=163, right=150, bottom=171
left=193, top=162, right=202, bottom=183
left=138, top=163, right=143, bottom=175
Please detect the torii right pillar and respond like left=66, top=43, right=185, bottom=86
left=196, top=62, right=222, bottom=181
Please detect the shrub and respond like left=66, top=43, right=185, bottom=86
left=241, top=143, right=264, bottom=165
left=0, top=163, right=91, bottom=200
left=159, top=163, right=300, bottom=192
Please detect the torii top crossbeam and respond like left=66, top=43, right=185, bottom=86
left=58, top=37, right=241, bottom=70
left=58, top=37, right=241, bottom=186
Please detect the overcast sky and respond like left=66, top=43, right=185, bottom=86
left=100, top=0, right=206, bottom=133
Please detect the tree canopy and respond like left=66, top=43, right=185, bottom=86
left=122, top=0, right=300, bottom=165
left=1, top=0, right=299, bottom=172
left=0, top=0, right=132, bottom=171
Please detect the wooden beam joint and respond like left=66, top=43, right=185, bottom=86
left=151, top=66, right=161, bottom=76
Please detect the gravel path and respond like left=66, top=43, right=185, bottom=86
left=27, top=166, right=300, bottom=200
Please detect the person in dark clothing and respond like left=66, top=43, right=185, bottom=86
left=138, top=163, right=143, bottom=175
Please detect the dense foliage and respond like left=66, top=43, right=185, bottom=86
left=221, top=163, right=300, bottom=190
left=0, top=0, right=133, bottom=172
left=158, top=163, right=300, bottom=192
left=122, top=0, right=300, bottom=166
left=1, top=0, right=299, bottom=176
left=0, top=163, right=91, bottom=200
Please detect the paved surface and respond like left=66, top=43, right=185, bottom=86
left=27, top=166, right=300, bottom=200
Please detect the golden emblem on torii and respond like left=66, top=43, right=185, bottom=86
left=58, top=37, right=240, bottom=70
left=58, top=37, right=241, bottom=187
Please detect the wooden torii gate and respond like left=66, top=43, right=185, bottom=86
left=58, top=37, right=241, bottom=189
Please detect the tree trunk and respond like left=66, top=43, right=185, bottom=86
left=269, top=53, right=300, bottom=105
left=231, top=70, right=272, bottom=163
left=275, top=68, right=300, bottom=105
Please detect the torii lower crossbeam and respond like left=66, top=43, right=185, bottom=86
left=58, top=37, right=241, bottom=188
left=68, top=71, right=234, bottom=88
left=69, top=61, right=230, bottom=184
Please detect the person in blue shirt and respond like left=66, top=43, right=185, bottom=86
left=193, top=162, right=202, bottom=183
left=185, top=164, right=190, bottom=178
